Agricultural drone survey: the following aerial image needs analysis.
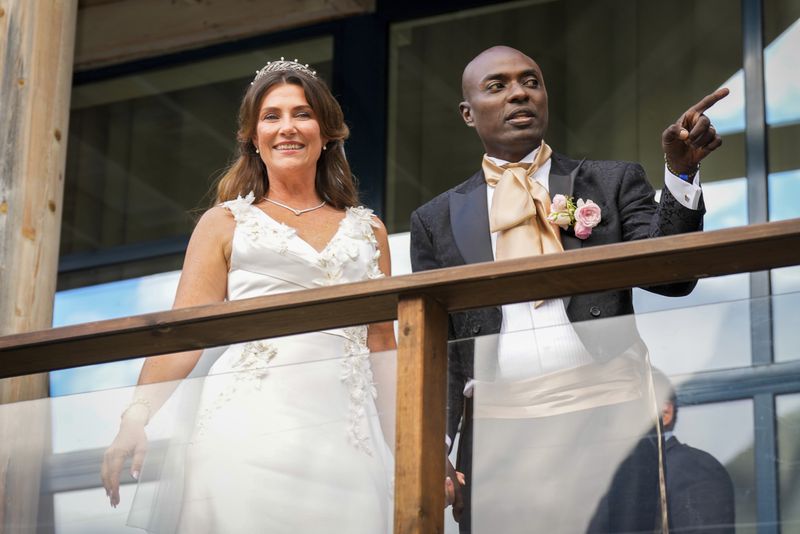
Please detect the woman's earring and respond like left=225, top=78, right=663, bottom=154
left=255, top=147, right=259, bottom=154
left=322, top=145, right=327, bottom=151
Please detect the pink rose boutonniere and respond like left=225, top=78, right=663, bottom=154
left=547, top=195, right=602, bottom=240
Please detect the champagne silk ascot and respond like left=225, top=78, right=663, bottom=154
left=482, top=141, right=564, bottom=261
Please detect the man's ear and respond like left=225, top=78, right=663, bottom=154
left=662, top=402, right=674, bottom=428
left=459, top=102, right=475, bottom=128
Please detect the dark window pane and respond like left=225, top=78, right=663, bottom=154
left=387, top=0, right=743, bottom=232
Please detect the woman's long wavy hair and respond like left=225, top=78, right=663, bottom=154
left=214, top=68, right=358, bottom=208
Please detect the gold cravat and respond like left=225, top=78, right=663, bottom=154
left=483, top=141, right=563, bottom=261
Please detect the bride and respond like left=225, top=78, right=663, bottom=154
left=101, top=59, right=396, bottom=533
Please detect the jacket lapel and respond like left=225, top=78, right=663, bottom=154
left=549, top=156, right=585, bottom=310
left=450, top=170, right=494, bottom=265
left=550, top=157, right=585, bottom=252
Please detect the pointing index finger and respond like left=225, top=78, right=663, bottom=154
left=689, top=87, right=730, bottom=116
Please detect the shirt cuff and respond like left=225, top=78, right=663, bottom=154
left=463, top=379, right=476, bottom=398
left=664, top=164, right=702, bottom=210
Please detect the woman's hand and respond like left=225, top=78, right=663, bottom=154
left=101, top=419, right=148, bottom=508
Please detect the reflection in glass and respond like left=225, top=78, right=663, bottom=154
left=777, top=394, right=800, bottom=531
left=765, top=2, right=800, bottom=367
left=447, top=289, right=795, bottom=532
left=465, top=318, right=664, bottom=533
left=651, top=372, right=739, bottom=533
left=663, top=397, right=753, bottom=534
left=641, top=297, right=754, bottom=375
left=50, top=271, right=181, bottom=397
left=773, top=285, right=800, bottom=363
left=4, top=347, right=397, bottom=532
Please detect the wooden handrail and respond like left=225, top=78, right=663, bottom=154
left=0, top=218, right=798, bottom=378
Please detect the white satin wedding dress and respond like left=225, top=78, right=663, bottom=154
left=169, top=193, right=393, bottom=533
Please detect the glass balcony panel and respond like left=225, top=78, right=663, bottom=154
left=453, top=292, right=794, bottom=533
left=459, top=317, right=667, bottom=533
left=2, top=339, right=397, bottom=533
left=665, top=399, right=755, bottom=534
left=777, top=394, right=800, bottom=531
left=773, top=268, right=800, bottom=363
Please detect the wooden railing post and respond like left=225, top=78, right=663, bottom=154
left=0, top=0, right=78, bottom=531
left=0, top=0, right=78, bottom=399
left=394, top=294, right=448, bottom=534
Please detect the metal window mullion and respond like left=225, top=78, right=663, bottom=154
left=742, top=1, right=779, bottom=531
left=743, top=0, right=773, bottom=365
left=754, top=392, right=780, bottom=534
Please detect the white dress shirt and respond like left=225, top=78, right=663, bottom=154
left=482, top=148, right=702, bottom=381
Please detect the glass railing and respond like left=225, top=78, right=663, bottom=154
left=2, top=219, right=799, bottom=533
left=1, top=334, right=397, bottom=533
left=3, top=299, right=798, bottom=533
left=777, top=393, right=800, bottom=531
left=446, top=291, right=800, bottom=534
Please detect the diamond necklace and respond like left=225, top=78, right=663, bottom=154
left=263, top=197, right=326, bottom=216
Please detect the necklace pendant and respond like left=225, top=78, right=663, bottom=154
left=264, top=197, right=327, bottom=216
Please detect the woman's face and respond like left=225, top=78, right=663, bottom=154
left=253, top=83, right=325, bottom=179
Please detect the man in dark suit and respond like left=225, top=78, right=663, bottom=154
left=655, top=373, right=736, bottom=533
left=409, top=45, right=727, bottom=532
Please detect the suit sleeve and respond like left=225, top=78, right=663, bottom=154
left=410, top=210, right=439, bottom=273
left=409, top=208, right=468, bottom=447
left=617, top=163, right=705, bottom=297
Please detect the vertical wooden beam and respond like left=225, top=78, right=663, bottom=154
left=0, top=0, right=78, bottom=531
left=0, top=0, right=77, bottom=396
left=394, top=294, right=448, bottom=534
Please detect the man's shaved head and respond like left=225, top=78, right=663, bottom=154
left=461, top=46, right=538, bottom=101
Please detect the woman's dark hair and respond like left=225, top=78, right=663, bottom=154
left=215, top=68, right=358, bottom=208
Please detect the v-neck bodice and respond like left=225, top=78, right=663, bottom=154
left=250, top=203, right=345, bottom=256
left=221, top=192, right=384, bottom=302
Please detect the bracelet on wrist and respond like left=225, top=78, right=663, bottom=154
left=121, top=398, right=152, bottom=425
left=664, top=154, right=699, bottom=182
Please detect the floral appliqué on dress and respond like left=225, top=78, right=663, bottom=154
left=222, top=192, right=296, bottom=254
left=315, top=206, right=384, bottom=286
left=195, top=340, right=277, bottom=438
left=341, top=326, right=378, bottom=455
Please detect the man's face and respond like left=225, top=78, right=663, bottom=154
left=460, top=47, right=549, bottom=162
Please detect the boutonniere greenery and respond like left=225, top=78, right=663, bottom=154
left=547, top=194, right=602, bottom=239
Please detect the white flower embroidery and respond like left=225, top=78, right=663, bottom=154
left=195, top=340, right=277, bottom=438
left=314, top=207, right=384, bottom=286
left=341, top=326, right=378, bottom=455
left=222, top=192, right=296, bottom=254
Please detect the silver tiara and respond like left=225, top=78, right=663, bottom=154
left=251, top=57, right=317, bottom=85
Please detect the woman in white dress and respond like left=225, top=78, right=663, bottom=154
left=101, top=59, right=396, bottom=533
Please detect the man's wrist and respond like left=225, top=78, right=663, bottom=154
left=664, top=154, right=699, bottom=182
